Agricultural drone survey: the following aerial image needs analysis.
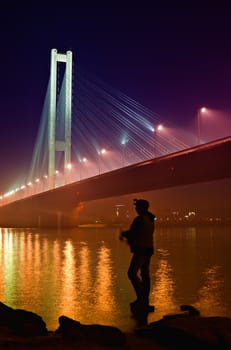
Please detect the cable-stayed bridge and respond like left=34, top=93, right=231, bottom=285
left=0, top=49, right=230, bottom=227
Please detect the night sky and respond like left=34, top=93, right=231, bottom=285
left=0, top=2, right=231, bottom=200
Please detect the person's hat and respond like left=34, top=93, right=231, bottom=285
left=133, top=198, right=149, bottom=210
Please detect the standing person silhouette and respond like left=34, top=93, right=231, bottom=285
left=120, top=199, right=155, bottom=314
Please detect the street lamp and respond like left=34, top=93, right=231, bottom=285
left=153, top=124, right=163, bottom=158
left=98, top=148, right=107, bottom=174
left=65, top=162, right=72, bottom=184
left=121, top=137, right=129, bottom=166
left=197, top=107, right=207, bottom=145
left=79, top=157, right=87, bottom=179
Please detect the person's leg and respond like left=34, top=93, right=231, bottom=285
left=140, top=255, right=152, bottom=305
left=128, top=254, right=146, bottom=302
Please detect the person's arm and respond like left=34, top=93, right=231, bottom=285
left=121, top=217, right=142, bottom=244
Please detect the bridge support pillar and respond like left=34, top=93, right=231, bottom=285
left=48, top=48, right=73, bottom=189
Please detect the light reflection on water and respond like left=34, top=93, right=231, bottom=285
left=152, top=248, right=176, bottom=317
left=0, top=225, right=231, bottom=331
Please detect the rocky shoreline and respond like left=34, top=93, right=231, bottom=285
left=1, top=302, right=231, bottom=349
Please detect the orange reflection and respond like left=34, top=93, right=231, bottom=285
left=151, top=248, right=176, bottom=316
left=1, top=229, right=17, bottom=302
left=52, top=240, right=62, bottom=289
left=60, top=240, right=76, bottom=316
left=95, top=244, right=115, bottom=314
left=196, top=265, right=225, bottom=315
left=19, top=232, right=34, bottom=307
left=78, top=243, right=91, bottom=310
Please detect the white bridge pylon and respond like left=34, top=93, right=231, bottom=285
left=48, top=48, right=73, bottom=189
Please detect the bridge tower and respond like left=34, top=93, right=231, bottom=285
left=48, top=48, right=73, bottom=189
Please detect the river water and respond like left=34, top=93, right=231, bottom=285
left=0, top=225, right=231, bottom=331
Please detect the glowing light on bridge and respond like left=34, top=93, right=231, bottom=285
left=157, top=124, right=163, bottom=131
left=197, top=106, right=208, bottom=145
left=99, top=148, right=107, bottom=155
left=151, top=124, right=163, bottom=133
left=121, top=135, right=129, bottom=145
left=196, top=107, right=231, bottom=144
left=152, top=123, right=164, bottom=157
left=97, top=148, right=108, bottom=174
left=66, top=163, right=72, bottom=170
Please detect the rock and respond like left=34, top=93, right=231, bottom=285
left=162, top=305, right=200, bottom=320
left=180, top=304, right=200, bottom=316
left=0, top=302, right=48, bottom=336
left=135, top=312, right=231, bottom=349
left=56, top=315, right=126, bottom=347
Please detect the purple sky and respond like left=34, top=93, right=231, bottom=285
left=0, top=2, right=231, bottom=193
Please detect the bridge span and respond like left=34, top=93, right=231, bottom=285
left=0, top=137, right=230, bottom=228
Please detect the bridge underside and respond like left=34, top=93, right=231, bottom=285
left=0, top=137, right=230, bottom=228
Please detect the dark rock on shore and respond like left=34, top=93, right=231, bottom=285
left=0, top=302, right=126, bottom=347
left=56, top=315, right=126, bottom=346
left=0, top=302, right=47, bottom=336
left=135, top=305, right=231, bottom=349
left=1, top=302, right=231, bottom=349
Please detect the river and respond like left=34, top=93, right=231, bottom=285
left=0, top=224, right=231, bottom=331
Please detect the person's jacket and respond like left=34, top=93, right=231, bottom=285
left=122, top=211, right=155, bottom=254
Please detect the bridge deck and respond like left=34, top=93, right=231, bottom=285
left=0, top=137, right=230, bottom=227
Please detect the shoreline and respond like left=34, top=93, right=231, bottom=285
left=1, top=302, right=231, bottom=349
